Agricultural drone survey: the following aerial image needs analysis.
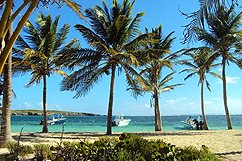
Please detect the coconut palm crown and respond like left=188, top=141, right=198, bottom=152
left=60, top=0, right=148, bottom=134
left=13, top=12, right=80, bottom=133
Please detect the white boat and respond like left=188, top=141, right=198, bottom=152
left=180, top=115, right=204, bottom=130
left=40, top=114, right=67, bottom=125
left=112, top=114, right=131, bottom=126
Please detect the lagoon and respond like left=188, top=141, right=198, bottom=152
left=6, top=115, right=242, bottom=133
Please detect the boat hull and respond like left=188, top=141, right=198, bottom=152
left=48, top=118, right=67, bottom=125
left=117, top=119, right=131, bottom=126
left=180, top=121, right=196, bottom=129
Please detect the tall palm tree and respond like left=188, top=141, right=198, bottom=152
left=13, top=12, right=79, bottom=133
left=180, top=48, right=221, bottom=130
left=0, top=0, right=84, bottom=77
left=128, top=26, right=182, bottom=131
left=0, top=9, right=13, bottom=146
left=183, top=0, right=242, bottom=129
left=60, top=0, right=147, bottom=134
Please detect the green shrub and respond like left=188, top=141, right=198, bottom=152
left=4, top=133, right=221, bottom=161
left=33, top=143, right=53, bottom=161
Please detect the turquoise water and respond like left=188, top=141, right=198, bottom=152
left=4, top=115, right=242, bottom=133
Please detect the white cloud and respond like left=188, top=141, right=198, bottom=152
left=142, top=104, right=150, bottom=108
left=18, top=102, right=33, bottom=108
left=228, top=98, right=242, bottom=107
left=49, top=104, right=64, bottom=111
left=37, top=102, right=43, bottom=108
left=226, top=76, right=240, bottom=84
left=184, top=102, right=195, bottom=106
left=204, top=100, right=213, bottom=105
left=218, top=76, right=240, bottom=84
left=165, top=97, right=187, bottom=106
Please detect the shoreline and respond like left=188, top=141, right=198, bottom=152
left=0, top=129, right=240, bottom=160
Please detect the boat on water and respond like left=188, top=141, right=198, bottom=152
left=180, top=115, right=204, bottom=130
left=40, top=114, right=67, bottom=125
left=112, top=114, right=131, bottom=127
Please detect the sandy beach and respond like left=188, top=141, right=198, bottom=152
left=0, top=130, right=242, bottom=160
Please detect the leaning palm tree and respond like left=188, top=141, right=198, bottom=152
left=0, top=0, right=84, bottom=77
left=60, top=0, right=147, bottom=134
left=128, top=26, right=182, bottom=131
left=183, top=0, right=242, bottom=129
left=0, top=0, right=83, bottom=145
left=0, top=13, right=13, bottom=146
left=13, top=12, right=79, bottom=133
left=180, top=48, right=221, bottom=130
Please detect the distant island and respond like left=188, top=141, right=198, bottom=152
left=0, top=109, right=101, bottom=116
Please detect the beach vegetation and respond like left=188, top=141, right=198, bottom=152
left=127, top=26, right=182, bottom=131
left=179, top=48, right=222, bottom=130
left=5, top=141, right=33, bottom=160
left=182, top=0, right=242, bottom=130
left=59, top=0, right=148, bottom=135
left=33, top=143, right=53, bottom=161
left=2, top=133, right=221, bottom=160
left=54, top=132, right=221, bottom=160
left=12, top=12, right=80, bottom=133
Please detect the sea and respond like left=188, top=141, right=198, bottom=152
left=3, top=115, right=242, bottom=133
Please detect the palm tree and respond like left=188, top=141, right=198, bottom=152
left=0, top=9, right=13, bottom=146
left=182, top=0, right=242, bottom=129
left=60, top=0, right=147, bottom=135
left=0, top=0, right=84, bottom=76
left=180, top=48, right=221, bottom=130
left=0, top=0, right=83, bottom=143
left=13, top=12, right=79, bottom=133
left=128, top=26, right=182, bottom=131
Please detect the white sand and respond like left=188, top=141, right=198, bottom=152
left=1, top=130, right=241, bottom=160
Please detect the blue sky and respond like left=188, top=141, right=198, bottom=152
left=11, top=0, right=242, bottom=116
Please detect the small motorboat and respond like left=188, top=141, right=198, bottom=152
left=112, top=114, right=131, bottom=127
left=40, top=114, right=67, bottom=125
left=180, top=115, right=204, bottom=130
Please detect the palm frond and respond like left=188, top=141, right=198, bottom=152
left=63, top=0, right=84, bottom=19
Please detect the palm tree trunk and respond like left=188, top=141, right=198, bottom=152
left=42, top=75, right=48, bottom=133
left=106, top=64, right=116, bottom=135
left=154, top=68, right=162, bottom=131
left=0, top=17, right=13, bottom=146
left=154, top=89, right=162, bottom=131
left=222, top=56, right=233, bottom=130
left=201, top=81, right=209, bottom=130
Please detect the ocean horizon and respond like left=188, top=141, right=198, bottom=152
left=5, top=114, right=242, bottom=133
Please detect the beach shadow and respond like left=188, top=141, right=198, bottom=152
left=215, top=151, right=242, bottom=158
left=12, top=132, right=120, bottom=143
left=128, top=131, right=209, bottom=137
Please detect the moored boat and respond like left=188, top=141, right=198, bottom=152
left=112, top=114, right=131, bottom=126
left=180, top=115, right=204, bottom=130
left=40, top=114, right=67, bottom=125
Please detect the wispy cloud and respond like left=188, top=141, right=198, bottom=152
left=183, top=102, right=195, bottom=106
left=164, top=97, right=187, bottom=107
left=218, top=76, right=240, bottom=84
left=204, top=100, right=213, bottom=105
left=18, top=102, right=33, bottom=109
left=49, top=104, right=64, bottom=111
left=37, top=102, right=43, bottom=108
left=226, top=76, right=240, bottom=84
